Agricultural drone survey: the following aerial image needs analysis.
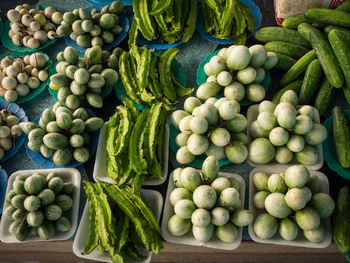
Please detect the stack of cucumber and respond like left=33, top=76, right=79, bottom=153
left=119, top=45, right=193, bottom=109
left=105, top=99, right=167, bottom=185
left=83, top=181, right=163, bottom=262
left=255, top=0, right=350, bottom=116
left=201, top=0, right=255, bottom=44
left=332, top=107, right=350, bottom=169
left=129, top=0, right=197, bottom=45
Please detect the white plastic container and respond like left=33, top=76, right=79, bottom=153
left=93, top=122, right=169, bottom=185
left=0, top=168, right=81, bottom=243
left=247, top=104, right=323, bottom=170
left=73, top=189, right=163, bottom=263
left=161, top=171, right=245, bottom=250
left=248, top=164, right=332, bottom=248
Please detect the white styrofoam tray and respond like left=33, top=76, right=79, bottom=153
left=247, top=104, right=323, bottom=170
left=0, top=168, right=81, bottom=243
left=161, top=171, right=245, bottom=250
left=248, top=164, right=332, bottom=248
left=93, top=122, right=169, bottom=186
left=73, top=189, right=163, bottom=263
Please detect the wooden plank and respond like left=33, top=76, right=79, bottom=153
left=0, top=241, right=346, bottom=263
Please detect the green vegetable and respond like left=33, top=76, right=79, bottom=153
left=297, top=23, right=313, bottom=41
left=333, top=107, right=350, bottom=168
left=309, top=28, right=344, bottom=88
left=304, top=8, right=350, bottom=28
left=265, top=41, right=309, bottom=59
left=255, top=27, right=311, bottom=48
left=333, top=186, right=350, bottom=254
left=275, top=53, right=297, bottom=71
left=314, top=78, right=337, bottom=116
left=159, top=48, right=179, bottom=102
left=282, top=14, right=306, bottom=29
left=299, top=59, right=323, bottom=104
left=280, top=50, right=316, bottom=87
left=324, top=25, right=350, bottom=39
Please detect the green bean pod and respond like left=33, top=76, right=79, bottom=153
left=115, top=211, right=130, bottom=252
left=123, top=243, right=147, bottom=260
left=150, top=0, right=172, bottom=15
left=122, top=98, right=139, bottom=122
left=133, top=0, right=156, bottom=40
left=159, top=48, right=179, bottom=102
left=240, top=1, right=255, bottom=32
left=131, top=173, right=145, bottom=192
left=114, top=106, right=133, bottom=157
left=129, top=109, right=150, bottom=174
left=181, top=0, right=197, bottom=43
left=157, top=109, right=167, bottom=170
left=219, top=0, right=235, bottom=37
left=128, top=19, right=139, bottom=47
left=171, top=71, right=193, bottom=97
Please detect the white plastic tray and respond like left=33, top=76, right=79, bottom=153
left=73, top=189, right=163, bottom=263
left=247, top=104, right=323, bottom=170
left=161, top=171, right=245, bottom=250
left=248, top=164, right=332, bottom=248
left=0, top=168, right=81, bottom=243
left=93, top=122, right=169, bottom=185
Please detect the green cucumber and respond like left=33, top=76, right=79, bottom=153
left=333, top=106, right=350, bottom=168
left=265, top=41, right=309, bottom=59
left=255, top=27, right=311, bottom=48
left=343, top=85, right=350, bottom=104
left=282, top=14, right=306, bottom=29
left=272, top=79, right=302, bottom=104
left=328, top=29, right=350, bottom=87
left=280, top=50, right=316, bottom=87
left=337, top=0, right=350, bottom=13
left=324, top=25, right=350, bottom=39
left=304, top=8, right=350, bottom=28
left=297, top=23, right=313, bottom=41
left=314, top=78, right=337, bottom=116
left=309, top=28, right=344, bottom=88
left=333, top=186, right=350, bottom=254
left=275, top=53, right=297, bottom=71
left=299, top=59, right=323, bottom=105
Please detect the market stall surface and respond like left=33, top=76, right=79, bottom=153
left=0, top=0, right=348, bottom=262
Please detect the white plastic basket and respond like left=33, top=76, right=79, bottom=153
left=248, top=164, right=332, bottom=248
left=247, top=104, right=324, bottom=170
left=73, top=189, right=163, bottom=263
left=161, top=171, right=245, bottom=250
left=0, top=168, right=81, bottom=243
left=93, top=122, right=169, bottom=185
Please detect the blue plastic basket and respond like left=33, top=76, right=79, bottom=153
left=196, top=50, right=271, bottom=106
left=0, top=101, right=28, bottom=164
left=196, top=0, right=262, bottom=44
left=25, top=108, right=100, bottom=169
left=64, top=9, right=130, bottom=53
left=0, top=167, right=8, bottom=215
left=86, top=0, right=133, bottom=6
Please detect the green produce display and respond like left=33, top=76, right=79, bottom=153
left=55, top=2, right=125, bottom=48
left=202, top=44, right=277, bottom=103
left=332, top=107, right=350, bottom=169
left=167, top=158, right=252, bottom=243
left=49, top=46, right=119, bottom=109
left=0, top=53, right=50, bottom=103
left=3, top=171, right=75, bottom=241
left=6, top=5, right=64, bottom=49
left=82, top=180, right=163, bottom=262
left=129, top=0, right=197, bottom=45
left=201, top=0, right=256, bottom=44
left=119, top=45, right=192, bottom=109
left=19, top=103, right=103, bottom=165
left=249, top=90, right=327, bottom=165
left=333, top=186, right=350, bottom=254
left=105, top=99, right=167, bottom=184
left=252, top=165, right=335, bottom=243
left=0, top=108, right=23, bottom=160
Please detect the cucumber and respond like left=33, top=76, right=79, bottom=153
left=343, top=85, right=350, bottom=104
left=311, top=23, right=325, bottom=28
left=314, top=78, right=337, bottom=116
left=304, top=9, right=350, bottom=28
left=297, top=23, right=313, bottom=41
left=280, top=50, right=316, bottom=87
left=275, top=53, right=297, bottom=71
left=255, top=27, right=311, bottom=48
left=282, top=14, right=306, bottom=29
left=309, top=28, right=344, bottom=88
left=333, top=186, right=350, bottom=254
left=299, top=59, right=323, bottom=105
left=328, top=29, right=350, bottom=87
left=333, top=106, right=350, bottom=168
left=324, top=25, right=350, bottom=39
left=272, top=80, right=302, bottom=104
left=337, top=0, right=350, bottom=13
left=265, top=41, right=309, bottom=59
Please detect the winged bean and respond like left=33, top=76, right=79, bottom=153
left=159, top=48, right=179, bottom=102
